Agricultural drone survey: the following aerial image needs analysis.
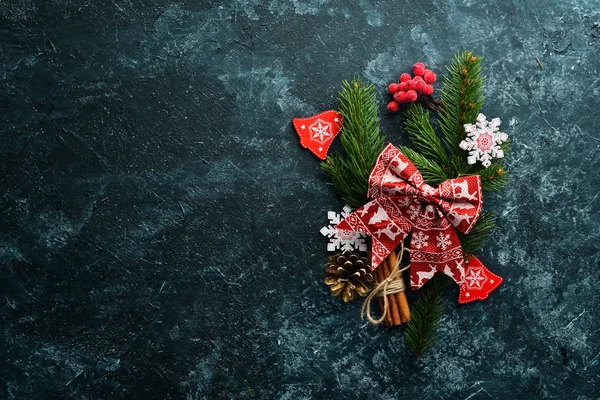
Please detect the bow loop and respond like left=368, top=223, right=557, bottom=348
left=367, top=144, right=425, bottom=199
left=434, top=176, right=482, bottom=234
left=367, top=143, right=482, bottom=234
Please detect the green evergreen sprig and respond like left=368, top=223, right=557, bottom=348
left=404, top=274, right=450, bottom=359
left=321, top=78, right=386, bottom=209
left=402, top=50, right=508, bottom=358
left=398, top=145, right=448, bottom=185
left=437, top=50, right=510, bottom=190
left=439, top=50, right=485, bottom=162
left=403, top=104, right=449, bottom=167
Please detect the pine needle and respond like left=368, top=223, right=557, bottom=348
left=466, top=140, right=511, bottom=192
left=243, top=380, right=253, bottom=398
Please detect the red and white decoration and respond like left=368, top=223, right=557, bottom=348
left=292, top=110, right=342, bottom=160
left=336, top=143, right=502, bottom=302
left=459, top=113, right=508, bottom=168
left=457, top=256, right=503, bottom=304
left=320, top=205, right=367, bottom=252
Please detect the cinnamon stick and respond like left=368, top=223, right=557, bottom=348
left=381, top=258, right=402, bottom=326
left=387, top=250, right=411, bottom=323
left=374, top=263, right=392, bottom=326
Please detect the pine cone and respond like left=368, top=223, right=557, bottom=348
left=324, top=252, right=374, bottom=302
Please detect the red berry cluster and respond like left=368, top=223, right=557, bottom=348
left=387, top=62, right=436, bottom=112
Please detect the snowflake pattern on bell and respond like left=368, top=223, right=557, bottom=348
left=459, top=113, right=508, bottom=168
left=320, top=205, right=367, bottom=252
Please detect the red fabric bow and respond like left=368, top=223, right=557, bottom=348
left=336, top=143, right=483, bottom=291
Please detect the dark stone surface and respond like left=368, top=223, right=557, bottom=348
left=1, top=1, right=600, bottom=399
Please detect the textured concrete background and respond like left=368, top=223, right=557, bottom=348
left=1, top=1, right=600, bottom=399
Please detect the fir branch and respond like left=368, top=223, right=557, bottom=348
left=399, top=51, right=508, bottom=359
left=403, top=104, right=449, bottom=167
left=321, top=78, right=386, bottom=209
left=439, top=50, right=485, bottom=168
left=404, top=273, right=450, bottom=359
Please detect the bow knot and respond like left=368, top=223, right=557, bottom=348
left=336, top=143, right=483, bottom=291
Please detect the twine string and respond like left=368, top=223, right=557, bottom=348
left=361, top=242, right=410, bottom=325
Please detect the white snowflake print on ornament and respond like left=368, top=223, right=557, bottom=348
left=310, top=119, right=332, bottom=143
left=320, top=205, right=367, bottom=252
left=459, top=113, right=508, bottom=168
left=465, top=267, right=488, bottom=288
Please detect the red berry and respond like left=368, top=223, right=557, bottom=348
left=423, top=71, right=437, bottom=84
left=387, top=101, right=399, bottom=112
left=394, top=91, right=407, bottom=103
left=406, top=90, right=418, bottom=102
left=415, top=80, right=426, bottom=92
left=423, top=84, right=434, bottom=96
left=413, top=75, right=424, bottom=82
left=400, top=73, right=411, bottom=82
left=413, top=62, right=426, bottom=76
left=398, top=82, right=407, bottom=91
left=388, top=83, right=399, bottom=94
left=405, top=79, right=416, bottom=90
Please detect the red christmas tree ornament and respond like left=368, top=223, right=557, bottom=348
left=292, top=110, right=342, bottom=160
left=457, top=256, right=503, bottom=304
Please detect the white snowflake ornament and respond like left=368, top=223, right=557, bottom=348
left=320, top=205, right=367, bottom=252
left=459, top=113, right=508, bottom=168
